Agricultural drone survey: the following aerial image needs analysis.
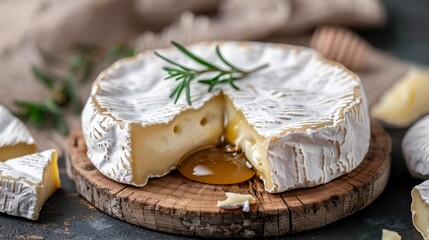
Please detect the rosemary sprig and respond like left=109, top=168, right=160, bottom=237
left=14, top=99, right=68, bottom=135
left=14, top=44, right=135, bottom=135
left=155, top=41, right=269, bottom=105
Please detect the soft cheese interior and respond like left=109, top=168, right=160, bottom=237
left=0, top=143, right=37, bottom=161
left=224, top=97, right=273, bottom=190
left=130, top=94, right=274, bottom=188
left=0, top=105, right=36, bottom=161
left=131, top=96, right=224, bottom=185
left=372, top=67, right=429, bottom=127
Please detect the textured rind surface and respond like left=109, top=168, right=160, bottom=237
left=0, top=105, right=35, bottom=148
left=403, top=115, right=429, bottom=179
left=412, top=179, right=429, bottom=239
left=82, top=41, right=370, bottom=192
left=0, top=149, right=56, bottom=220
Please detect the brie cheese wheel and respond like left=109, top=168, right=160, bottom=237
left=372, top=67, right=429, bottom=127
left=402, top=115, right=429, bottom=179
left=0, top=149, right=61, bottom=220
left=217, top=192, right=256, bottom=212
left=412, top=180, right=429, bottom=240
left=0, top=105, right=36, bottom=161
left=82, top=41, right=370, bottom=193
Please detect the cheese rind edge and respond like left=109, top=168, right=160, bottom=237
left=412, top=180, right=429, bottom=240
left=0, top=149, right=61, bottom=220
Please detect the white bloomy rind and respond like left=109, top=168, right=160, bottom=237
left=372, top=67, right=429, bottom=128
left=412, top=180, right=429, bottom=240
left=0, top=105, right=35, bottom=147
left=402, top=115, right=429, bottom=179
left=0, top=105, right=36, bottom=161
left=82, top=41, right=370, bottom=193
left=0, top=149, right=61, bottom=220
left=381, top=229, right=402, bottom=240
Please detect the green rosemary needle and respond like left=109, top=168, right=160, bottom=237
left=155, top=41, right=269, bottom=105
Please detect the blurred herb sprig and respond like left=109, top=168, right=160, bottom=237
left=14, top=44, right=135, bottom=135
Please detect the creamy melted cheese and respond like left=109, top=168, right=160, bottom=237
left=0, top=143, right=37, bottom=162
left=224, top=96, right=272, bottom=190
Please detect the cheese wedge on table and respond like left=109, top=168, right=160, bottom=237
left=402, top=115, right=429, bottom=179
left=372, top=67, right=429, bottom=127
left=82, top=41, right=370, bottom=193
left=0, top=105, right=36, bottom=161
left=412, top=180, right=429, bottom=240
left=0, top=149, right=60, bottom=220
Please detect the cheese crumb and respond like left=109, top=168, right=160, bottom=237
left=381, top=229, right=401, bottom=240
left=217, top=192, right=256, bottom=212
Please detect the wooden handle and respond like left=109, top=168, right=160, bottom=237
left=310, top=26, right=373, bottom=71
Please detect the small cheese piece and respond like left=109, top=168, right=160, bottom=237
left=412, top=180, right=429, bottom=240
left=381, top=229, right=401, bottom=240
left=0, top=149, right=61, bottom=220
left=372, top=67, right=429, bottom=127
left=217, top=192, right=256, bottom=212
left=0, top=105, right=36, bottom=161
left=402, top=115, right=429, bottom=179
left=82, top=41, right=370, bottom=193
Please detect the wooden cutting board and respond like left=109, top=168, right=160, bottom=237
left=66, top=121, right=391, bottom=238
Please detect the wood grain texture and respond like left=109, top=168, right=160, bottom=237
left=66, top=121, right=391, bottom=238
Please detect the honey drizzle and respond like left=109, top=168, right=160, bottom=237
left=178, top=145, right=255, bottom=185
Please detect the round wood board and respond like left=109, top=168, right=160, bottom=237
left=66, top=121, right=391, bottom=238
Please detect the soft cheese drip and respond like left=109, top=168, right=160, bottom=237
left=131, top=96, right=224, bottom=185
left=224, top=97, right=273, bottom=190
left=0, top=143, right=37, bottom=161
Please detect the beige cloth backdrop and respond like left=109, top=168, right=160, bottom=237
left=0, top=0, right=386, bottom=155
